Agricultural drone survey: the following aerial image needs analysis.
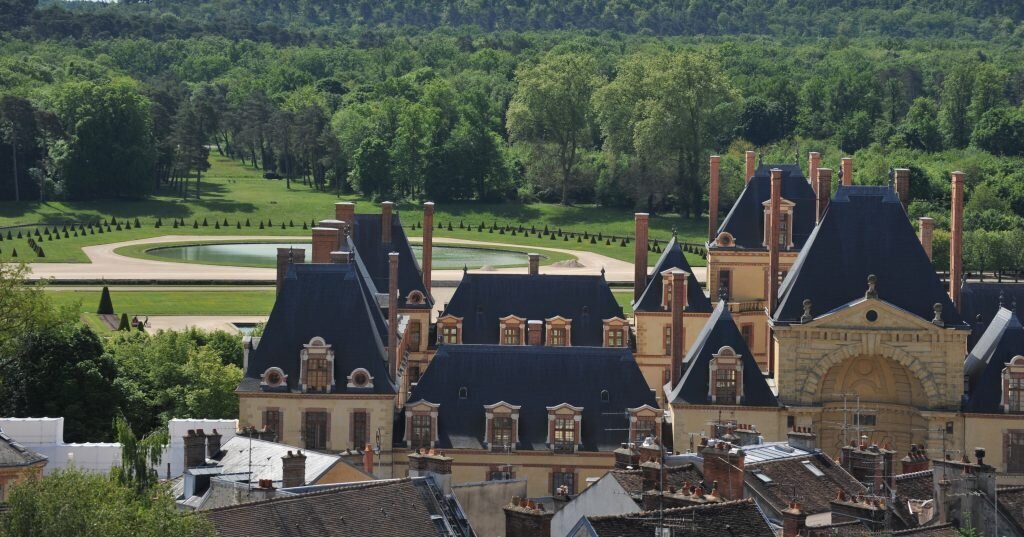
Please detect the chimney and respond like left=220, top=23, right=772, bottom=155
left=808, top=152, right=821, bottom=194
left=882, top=445, right=897, bottom=491
left=670, top=270, right=689, bottom=385
left=330, top=251, right=347, bottom=263
left=276, top=247, right=304, bottom=294
left=311, top=227, right=339, bottom=263
left=388, top=252, right=399, bottom=379
left=831, top=494, right=887, bottom=531
left=901, top=444, right=930, bottom=474
left=633, top=213, right=649, bottom=302
left=641, top=458, right=662, bottom=492
left=614, top=444, right=640, bottom=469
left=950, top=172, right=965, bottom=310
left=363, top=443, right=374, bottom=475
left=744, top=151, right=756, bottom=184
left=894, top=168, right=911, bottom=210
left=318, top=219, right=346, bottom=251
left=528, top=253, right=540, bottom=276
left=816, top=168, right=831, bottom=224
left=708, top=155, right=721, bottom=242
left=841, top=157, right=853, bottom=186
left=527, top=320, right=543, bottom=346
left=334, top=202, right=355, bottom=227
left=787, top=426, right=816, bottom=451
left=281, top=450, right=306, bottom=488
left=183, top=429, right=206, bottom=469
left=919, top=218, right=935, bottom=261
left=782, top=501, right=807, bottom=537
left=768, top=168, right=783, bottom=314
left=504, top=498, right=553, bottom=537
left=206, top=429, right=222, bottom=458
left=700, top=442, right=745, bottom=500
left=381, top=201, right=394, bottom=244
left=409, top=449, right=454, bottom=494
left=422, top=202, right=434, bottom=295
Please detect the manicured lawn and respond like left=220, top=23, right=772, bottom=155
left=613, top=290, right=634, bottom=314
left=0, top=155, right=707, bottom=266
left=47, top=289, right=277, bottom=316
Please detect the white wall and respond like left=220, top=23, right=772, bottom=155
left=550, top=474, right=642, bottom=537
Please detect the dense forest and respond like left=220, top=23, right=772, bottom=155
left=2, top=0, right=1024, bottom=251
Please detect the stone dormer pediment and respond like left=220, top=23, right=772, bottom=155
left=794, top=296, right=948, bottom=333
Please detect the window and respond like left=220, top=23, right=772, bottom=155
left=600, top=390, right=610, bottom=403
left=635, top=418, right=657, bottom=443
left=802, top=460, right=825, bottom=477
left=303, top=411, right=328, bottom=451
left=503, top=326, right=521, bottom=345
left=441, top=325, right=459, bottom=344
left=458, top=386, right=468, bottom=399
left=492, top=417, right=515, bottom=450
left=306, top=356, right=329, bottom=392
left=408, top=321, right=422, bottom=349
left=787, top=415, right=795, bottom=428
left=1007, top=431, right=1024, bottom=473
left=549, top=327, right=567, bottom=346
left=411, top=415, right=432, bottom=450
left=607, top=328, right=625, bottom=347
left=854, top=414, right=877, bottom=426
left=715, top=369, right=737, bottom=401
left=489, top=467, right=514, bottom=481
left=352, top=410, right=368, bottom=449
left=663, top=326, right=672, bottom=355
left=718, top=270, right=731, bottom=301
left=408, top=366, right=421, bottom=385
left=1009, top=378, right=1024, bottom=413
left=778, top=213, right=789, bottom=247
left=554, top=418, right=576, bottom=452
left=552, top=471, right=576, bottom=495
left=262, top=409, right=282, bottom=441
left=741, top=324, right=753, bottom=350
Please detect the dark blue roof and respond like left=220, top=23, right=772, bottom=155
left=634, top=236, right=713, bottom=313
left=960, top=283, right=1024, bottom=350
left=441, top=273, right=624, bottom=346
left=665, top=301, right=779, bottom=406
left=714, top=164, right=816, bottom=250
left=963, top=308, right=1023, bottom=413
left=351, top=213, right=431, bottom=309
left=240, top=263, right=395, bottom=394
left=408, top=345, right=657, bottom=452
left=774, top=185, right=965, bottom=327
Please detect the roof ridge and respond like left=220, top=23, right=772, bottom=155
left=895, top=469, right=934, bottom=480
left=201, top=477, right=415, bottom=513
left=588, top=498, right=755, bottom=521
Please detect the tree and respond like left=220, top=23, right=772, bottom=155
left=894, top=98, right=943, bottom=151
left=111, top=416, right=167, bottom=495
left=939, top=63, right=976, bottom=149
left=172, top=101, right=210, bottom=199
left=507, top=52, right=603, bottom=205
left=740, top=97, right=789, bottom=146
left=118, top=313, right=130, bottom=331
left=971, top=106, right=1024, bottom=156
left=0, top=96, right=37, bottom=202
left=0, top=263, right=61, bottom=356
left=0, top=468, right=213, bottom=537
left=97, top=285, right=114, bottom=315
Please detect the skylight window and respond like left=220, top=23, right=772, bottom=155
left=802, top=460, right=825, bottom=477
left=754, top=471, right=773, bottom=484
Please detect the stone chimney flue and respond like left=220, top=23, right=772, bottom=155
left=381, top=201, right=394, bottom=244
left=633, top=213, right=649, bottom=303
left=503, top=498, right=553, bottom=537
left=281, top=450, right=306, bottom=488
left=808, top=152, right=821, bottom=194
left=206, top=429, right=222, bottom=458
left=950, top=172, right=965, bottom=311
left=708, top=155, right=721, bottom=242
left=919, top=217, right=935, bottom=261
left=841, top=157, right=853, bottom=186
left=745, top=151, right=756, bottom=185
left=183, top=429, right=206, bottom=469
left=422, top=202, right=434, bottom=294
left=528, top=253, right=540, bottom=276
left=387, top=252, right=399, bottom=380
left=894, top=168, right=911, bottom=210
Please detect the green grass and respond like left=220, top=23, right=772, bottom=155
left=613, top=289, right=634, bottom=314
left=47, top=289, right=276, bottom=316
left=0, top=155, right=707, bottom=266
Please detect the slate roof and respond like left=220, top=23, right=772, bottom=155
left=0, top=429, right=46, bottom=468
left=610, top=464, right=706, bottom=503
left=582, top=499, right=775, bottom=537
left=963, top=307, right=1023, bottom=413
left=713, top=164, right=816, bottom=250
left=892, top=524, right=964, bottom=536
left=634, top=236, right=713, bottom=313
left=212, top=437, right=355, bottom=486
left=407, top=345, right=657, bottom=452
left=665, top=300, right=779, bottom=407
left=351, top=213, right=432, bottom=309
left=440, top=273, right=624, bottom=346
left=745, top=453, right=866, bottom=516
left=204, top=477, right=471, bottom=537
left=997, top=486, right=1024, bottom=535
left=892, top=470, right=935, bottom=529
left=774, top=185, right=965, bottom=327
left=239, top=263, right=395, bottom=394
left=960, top=282, right=1024, bottom=349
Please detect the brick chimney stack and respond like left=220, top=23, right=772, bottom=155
left=276, top=247, right=304, bottom=295
left=767, top=168, right=783, bottom=314
left=901, top=444, right=930, bottom=474
left=816, top=168, right=832, bottom=224
left=700, top=442, right=745, bottom=500
left=894, top=168, right=911, bottom=211
left=528, top=253, right=540, bottom=276
left=335, top=202, right=355, bottom=227
left=281, top=450, right=306, bottom=488
left=311, top=227, right=339, bottom=263
left=504, top=498, right=553, bottom=537
left=919, top=217, right=935, bottom=261
left=708, top=155, right=721, bottom=242
left=388, top=252, right=399, bottom=379
left=744, top=151, right=756, bottom=185
left=787, top=426, right=816, bottom=451
left=183, top=429, right=206, bottom=469
left=782, top=501, right=807, bottom=537
left=950, top=172, right=965, bottom=310
left=634, top=213, right=649, bottom=302
left=641, top=458, right=662, bottom=493
left=808, top=152, right=821, bottom=195
left=527, top=320, right=542, bottom=346
left=670, top=270, right=689, bottom=385
left=841, top=157, right=853, bottom=186
left=422, top=202, right=434, bottom=294
left=206, top=429, right=222, bottom=458
left=381, top=201, right=394, bottom=244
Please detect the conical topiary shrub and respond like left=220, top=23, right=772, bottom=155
left=117, top=313, right=130, bottom=331
left=97, top=286, right=115, bottom=315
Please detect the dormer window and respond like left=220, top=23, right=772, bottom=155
left=545, top=316, right=571, bottom=347
left=261, top=367, right=288, bottom=388
left=547, top=403, right=583, bottom=453
left=628, top=405, right=661, bottom=444
left=660, top=268, right=689, bottom=310
left=408, top=321, right=422, bottom=350
left=500, top=315, right=526, bottom=345
left=437, top=315, right=463, bottom=345
left=406, top=290, right=426, bottom=305
left=484, top=401, right=521, bottom=452
left=346, top=368, right=374, bottom=389
left=762, top=198, right=796, bottom=249
left=603, top=317, right=628, bottom=348
left=1003, top=355, right=1024, bottom=414
left=405, top=400, right=440, bottom=450
left=300, top=337, right=335, bottom=393
left=709, top=346, right=744, bottom=405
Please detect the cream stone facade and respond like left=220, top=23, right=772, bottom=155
left=633, top=312, right=710, bottom=407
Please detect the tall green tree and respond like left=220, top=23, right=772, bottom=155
left=940, top=63, right=976, bottom=149
left=0, top=96, right=37, bottom=202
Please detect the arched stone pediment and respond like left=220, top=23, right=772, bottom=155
left=796, top=339, right=942, bottom=405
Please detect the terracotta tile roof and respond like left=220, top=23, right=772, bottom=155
left=745, top=454, right=865, bottom=515
left=610, top=464, right=705, bottom=501
left=896, top=470, right=934, bottom=501
left=585, top=499, right=775, bottom=537
left=998, top=486, right=1024, bottom=535
left=892, top=523, right=961, bottom=536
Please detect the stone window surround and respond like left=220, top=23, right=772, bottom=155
left=1002, top=355, right=1024, bottom=413
left=1005, top=429, right=1024, bottom=473
left=261, top=407, right=283, bottom=440
left=261, top=367, right=288, bottom=388
left=346, top=367, right=374, bottom=389
left=406, top=290, right=426, bottom=305
left=350, top=408, right=369, bottom=449
left=300, top=336, right=335, bottom=393
left=404, top=400, right=440, bottom=449
left=546, top=403, right=583, bottom=453
left=545, top=316, right=572, bottom=347
left=762, top=197, right=796, bottom=249
left=659, top=268, right=690, bottom=311
left=499, top=315, right=527, bottom=345
left=301, top=407, right=331, bottom=451
left=708, top=345, right=744, bottom=404
left=437, top=315, right=463, bottom=345
left=628, top=404, right=661, bottom=445
left=603, top=317, right=629, bottom=348
left=484, top=401, right=521, bottom=451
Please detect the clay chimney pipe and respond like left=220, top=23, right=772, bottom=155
left=363, top=443, right=375, bottom=475
left=388, top=252, right=399, bottom=379
left=841, top=157, right=853, bottom=187
left=950, top=172, right=965, bottom=310
left=808, top=152, right=821, bottom=195
left=381, top=201, right=394, bottom=243
left=634, top=213, right=649, bottom=302
left=708, top=155, right=721, bottom=243
left=744, top=151, right=756, bottom=185
left=816, top=168, right=832, bottom=224
left=919, top=217, right=935, bottom=261
left=422, top=202, right=434, bottom=294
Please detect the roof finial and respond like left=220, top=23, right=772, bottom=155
left=865, top=274, right=878, bottom=299
left=718, top=285, right=728, bottom=302
left=672, top=226, right=678, bottom=239
left=1013, top=297, right=1018, bottom=313
left=463, top=264, right=468, bottom=275
left=757, top=152, right=763, bottom=167
left=801, top=299, right=813, bottom=323
left=600, top=266, right=606, bottom=278
left=932, top=303, right=944, bottom=327
left=999, top=290, right=1007, bottom=309
left=887, top=167, right=895, bottom=188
